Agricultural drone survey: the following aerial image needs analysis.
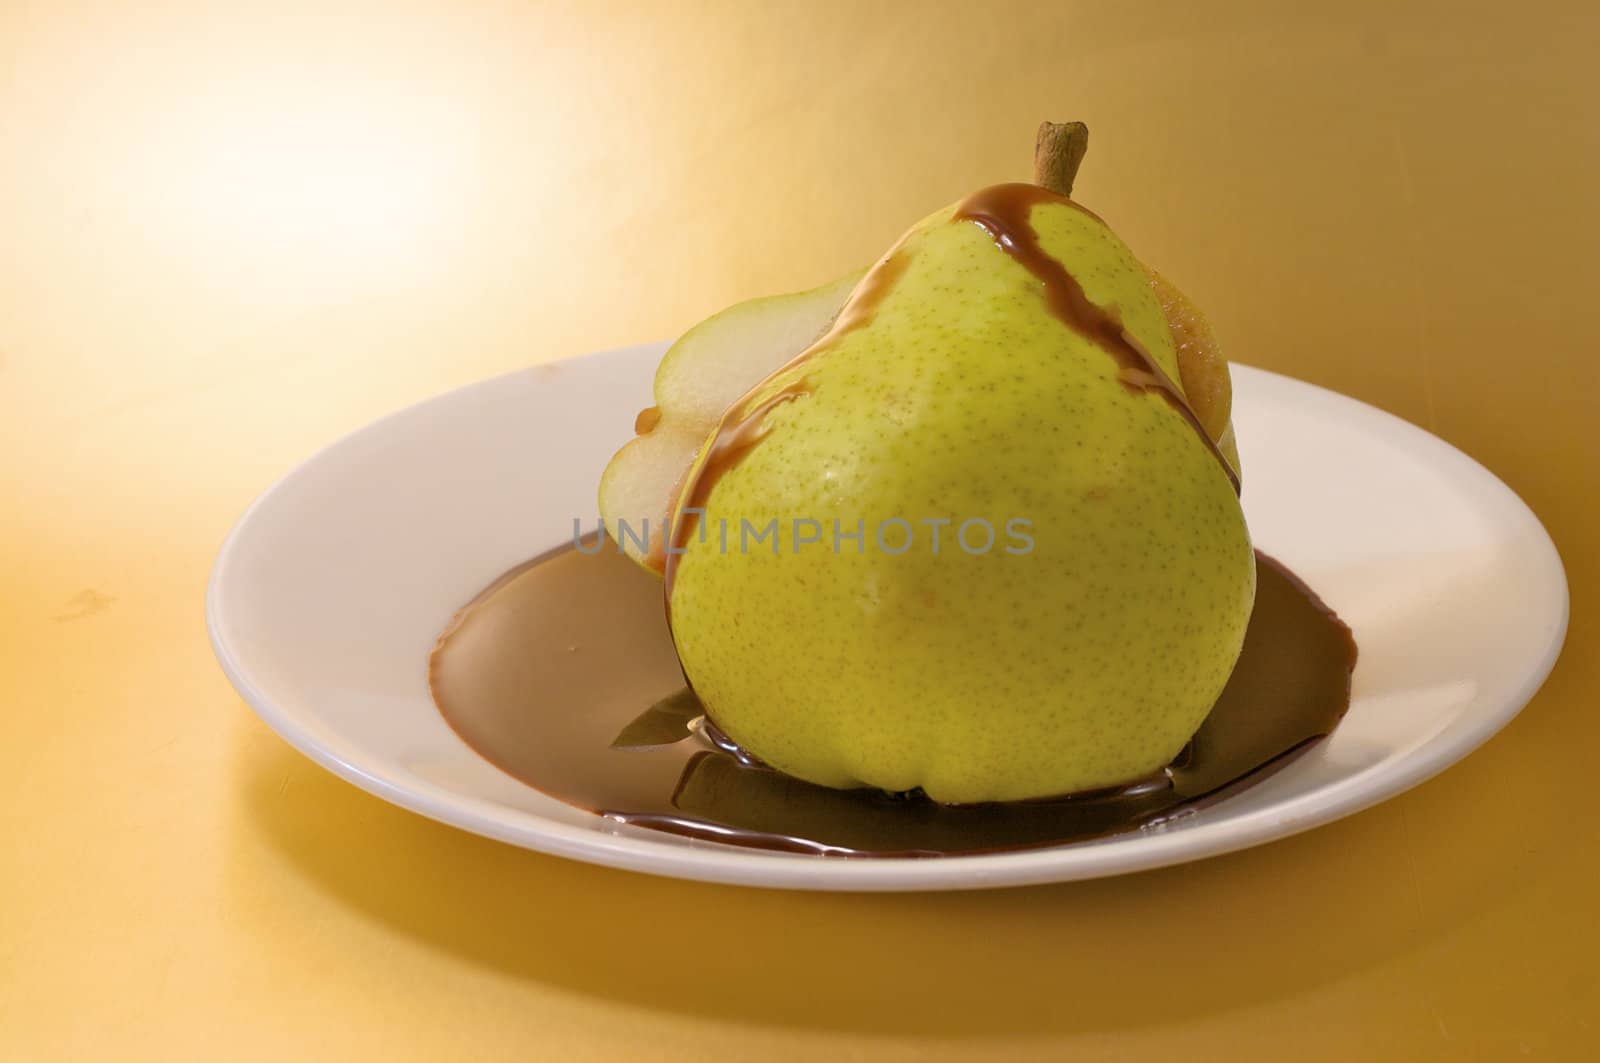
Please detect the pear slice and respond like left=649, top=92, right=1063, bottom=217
left=598, top=268, right=866, bottom=571
left=1148, top=267, right=1242, bottom=477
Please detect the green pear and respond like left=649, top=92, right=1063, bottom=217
left=656, top=185, right=1255, bottom=804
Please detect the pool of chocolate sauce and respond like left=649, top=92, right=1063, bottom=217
left=428, top=543, right=1356, bottom=857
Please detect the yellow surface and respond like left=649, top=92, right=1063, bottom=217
left=3, top=1, right=1596, bottom=1058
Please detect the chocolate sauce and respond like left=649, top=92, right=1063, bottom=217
left=953, top=183, right=1239, bottom=492
left=429, top=543, right=1356, bottom=857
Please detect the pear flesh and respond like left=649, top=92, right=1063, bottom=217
left=603, top=188, right=1254, bottom=804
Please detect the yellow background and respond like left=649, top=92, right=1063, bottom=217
left=4, top=1, right=1596, bottom=1058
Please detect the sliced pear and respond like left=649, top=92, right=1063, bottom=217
left=598, top=268, right=866, bottom=571
left=1146, top=267, right=1241, bottom=476
left=665, top=185, right=1254, bottom=802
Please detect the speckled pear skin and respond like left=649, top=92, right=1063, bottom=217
left=667, top=195, right=1255, bottom=804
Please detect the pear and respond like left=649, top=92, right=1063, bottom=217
left=599, top=126, right=1255, bottom=803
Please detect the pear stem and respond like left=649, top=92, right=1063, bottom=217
left=1034, top=121, right=1089, bottom=196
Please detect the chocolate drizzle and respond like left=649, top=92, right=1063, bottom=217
left=429, top=542, right=1357, bottom=858
left=953, top=183, right=1240, bottom=493
left=663, top=380, right=811, bottom=593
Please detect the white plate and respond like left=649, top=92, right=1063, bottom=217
left=207, top=346, right=1568, bottom=891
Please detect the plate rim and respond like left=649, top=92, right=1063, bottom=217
left=207, top=349, right=1570, bottom=891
